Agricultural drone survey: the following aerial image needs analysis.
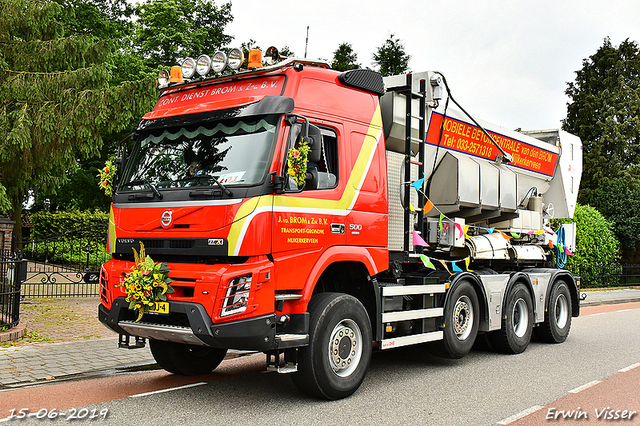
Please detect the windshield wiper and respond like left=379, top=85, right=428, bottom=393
left=126, top=179, right=163, bottom=199
left=178, top=175, right=233, bottom=197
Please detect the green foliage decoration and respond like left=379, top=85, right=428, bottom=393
left=97, top=160, right=117, bottom=197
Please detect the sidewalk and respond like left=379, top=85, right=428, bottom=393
left=1, top=288, right=639, bottom=389
left=580, top=287, right=640, bottom=306
left=0, top=337, right=155, bottom=388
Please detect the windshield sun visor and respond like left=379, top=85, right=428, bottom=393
left=137, top=95, right=294, bottom=132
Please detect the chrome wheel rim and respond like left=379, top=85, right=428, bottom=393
left=512, top=298, right=529, bottom=338
left=453, top=295, right=474, bottom=341
left=555, top=293, right=569, bottom=329
left=329, top=319, right=362, bottom=377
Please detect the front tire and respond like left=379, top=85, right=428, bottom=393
left=488, top=283, right=533, bottom=354
left=534, top=280, right=572, bottom=343
left=149, top=339, right=227, bottom=376
left=431, top=281, right=479, bottom=359
left=291, top=293, right=372, bottom=400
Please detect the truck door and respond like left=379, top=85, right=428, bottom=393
left=271, top=123, right=345, bottom=291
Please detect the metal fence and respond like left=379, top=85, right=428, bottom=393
left=15, top=223, right=110, bottom=298
left=573, top=263, right=640, bottom=288
left=0, top=254, right=25, bottom=329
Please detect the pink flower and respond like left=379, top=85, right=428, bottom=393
left=292, top=150, right=300, bottom=158
left=142, top=270, right=150, bottom=276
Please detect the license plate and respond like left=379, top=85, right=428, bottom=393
left=148, top=302, right=169, bottom=315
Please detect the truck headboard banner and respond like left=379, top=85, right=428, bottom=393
left=153, top=75, right=287, bottom=114
left=426, top=113, right=558, bottom=177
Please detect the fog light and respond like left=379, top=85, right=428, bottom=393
left=221, top=274, right=252, bottom=317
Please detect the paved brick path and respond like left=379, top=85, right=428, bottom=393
left=0, top=337, right=154, bottom=387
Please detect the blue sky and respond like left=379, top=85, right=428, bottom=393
left=225, top=0, right=640, bottom=131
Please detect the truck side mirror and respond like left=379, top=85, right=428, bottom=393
left=271, top=172, right=286, bottom=194
left=305, top=124, right=322, bottom=164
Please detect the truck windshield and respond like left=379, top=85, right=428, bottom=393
left=120, top=115, right=279, bottom=192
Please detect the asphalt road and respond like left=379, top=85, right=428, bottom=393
left=2, top=302, right=639, bottom=426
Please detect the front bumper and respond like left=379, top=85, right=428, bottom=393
left=99, top=297, right=277, bottom=351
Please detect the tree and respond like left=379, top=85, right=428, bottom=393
left=562, top=38, right=640, bottom=200
left=0, top=0, right=156, bottom=239
left=27, top=0, right=236, bottom=214
left=331, top=42, right=360, bottom=71
left=556, top=204, right=620, bottom=282
left=134, top=0, right=233, bottom=70
left=372, top=33, right=411, bottom=77
left=581, top=177, right=640, bottom=262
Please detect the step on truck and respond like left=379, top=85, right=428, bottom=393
left=98, top=47, right=583, bottom=400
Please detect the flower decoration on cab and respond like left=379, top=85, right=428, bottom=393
left=287, top=138, right=310, bottom=187
left=116, top=242, right=175, bottom=322
left=97, top=160, right=117, bottom=197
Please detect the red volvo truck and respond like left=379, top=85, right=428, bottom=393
left=99, top=50, right=582, bottom=400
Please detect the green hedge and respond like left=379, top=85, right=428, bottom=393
left=31, top=210, right=108, bottom=241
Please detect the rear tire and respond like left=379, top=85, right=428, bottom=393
left=534, top=280, right=572, bottom=343
left=431, top=281, right=479, bottom=359
left=488, top=283, right=533, bottom=354
left=149, top=339, right=227, bottom=376
left=291, top=293, right=372, bottom=400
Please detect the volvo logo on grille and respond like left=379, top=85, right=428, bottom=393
left=118, top=238, right=135, bottom=244
left=160, top=210, right=173, bottom=228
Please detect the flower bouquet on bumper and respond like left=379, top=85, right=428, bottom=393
left=116, top=242, right=174, bottom=322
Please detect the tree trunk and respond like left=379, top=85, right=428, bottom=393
left=10, top=198, right=22, bottom=251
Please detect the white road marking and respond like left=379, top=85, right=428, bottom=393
left=497, top=405, right=543, bottom=425
left=619, top=363, right=640, bottom=373
left=568, top=380, right=601, bottom=394
left=129, top=381, right=207, bottom=398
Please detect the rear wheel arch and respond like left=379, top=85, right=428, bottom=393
left=544, top=271, right=579, bottom=318
left=503, top=273, right=535, bottom=313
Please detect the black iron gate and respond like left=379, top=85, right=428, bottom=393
left=16, top=224, right=110, bottom=298
left=1, top=252, right=25, bottom=328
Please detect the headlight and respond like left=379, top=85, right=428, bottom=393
left=181, top=57, right=197, bottom=79
left=196, top=54, right=212, bottom=77
left=157, top=69, right=170, bottom=88
left=228, top=48, right=244, bottom=70
left=221, top=274, right=252, bottom=317
left=211, top=51, right=228, bottom=73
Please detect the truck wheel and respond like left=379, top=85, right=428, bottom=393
left=534, top=280, right=572, bottom=343
left=488, top=283, right=533, bottom=354
left=291, top=292, right=372, bottom=400
left=431, top=281, right=479, bottom=359
left=149, top=339, right=227, bottom=376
